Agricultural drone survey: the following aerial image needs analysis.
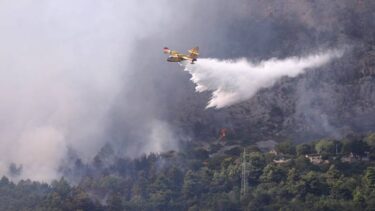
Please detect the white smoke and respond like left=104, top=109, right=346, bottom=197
left=0, top=0, right=185, bottom=182
left=183, top=49, right=344, bottom=108
left=142, top=120, right=178, bottom=155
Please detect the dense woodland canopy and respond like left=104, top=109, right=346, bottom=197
left=1, top=132, right=375, bottom=210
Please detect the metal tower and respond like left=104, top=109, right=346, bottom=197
left=241, top=148, right=249, bottom=197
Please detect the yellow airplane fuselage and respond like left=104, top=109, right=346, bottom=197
left=167, top=56, right=185, bottom=62
left=164, top=47, right=199, bottom=64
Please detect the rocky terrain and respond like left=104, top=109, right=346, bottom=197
left=167, top=1, right=375, bottom=144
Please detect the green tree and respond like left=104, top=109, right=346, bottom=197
left=296, top=143, right=313, bottom=156
left=51, top=177, right=71, bottom=199
left=315, top=139, right=335, bottom=155
left=364, top=167, right=375, bottom=189
left=182, top=170, right=203, bottom=198
left=70, top=187, right=100, bottom=211
left=301, top=171, right=329, bottom=196
left=247, top=152, right=267, bottom=183
left=329, top=177, right=355, bottom=200
left=260, top=164, right=286, bottom=183
left=364, top=133, right=375, bottom=148
left=149, top=174, right=174, bottom=205
left=293, top=155, right=314, bottom=172
left=353, top=188, right=365, bottom=208
left=130, top=173, right=148, bottom=201
left=107, top=192, right=123, bottom=211
left=275, top=141, right=296, bottom=155
left=325, top=165, right=340, bottom=185
left=342, top=139, right=368, bottom=157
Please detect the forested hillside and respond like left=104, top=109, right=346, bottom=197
left=2, top=133, right=375, bottom=210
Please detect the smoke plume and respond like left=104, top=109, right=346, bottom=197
left=0, top=0, right=183, bottom=182
left=183, top=49, right=344, bottom=108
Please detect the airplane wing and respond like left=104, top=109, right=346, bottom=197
left=163, top=47, right=181, bottom=56
left=170, top=50, right=180, bottom=55
left=188, top=47, right=199, bottom=58
left=170, top=54, right=180, bottom=59
left=181, top=55, right=192, bottom=60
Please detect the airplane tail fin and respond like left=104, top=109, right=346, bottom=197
left=188, top=47, right=199, bottom=58
left=163, top=47, right=171, bottom=54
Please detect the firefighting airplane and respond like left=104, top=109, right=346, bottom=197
left=163, top=46, right=199, bottom=64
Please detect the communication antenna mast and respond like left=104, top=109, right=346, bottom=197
left=241, top=148, right=249, bottom=198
